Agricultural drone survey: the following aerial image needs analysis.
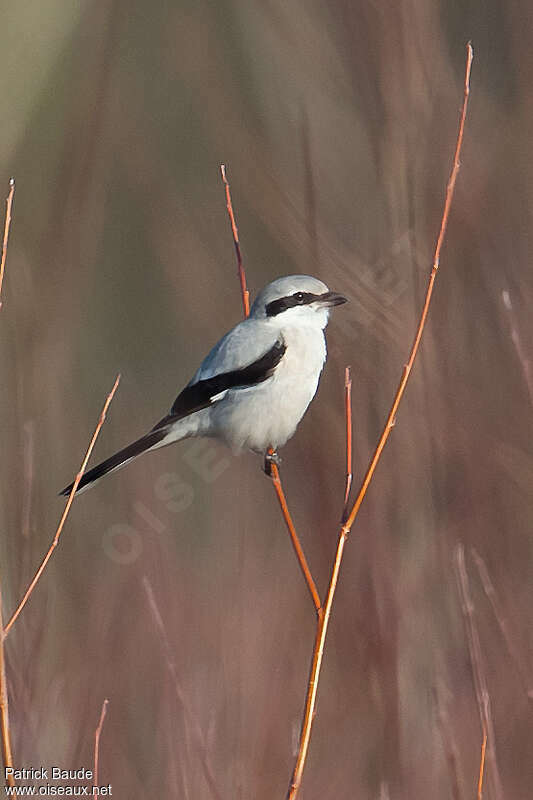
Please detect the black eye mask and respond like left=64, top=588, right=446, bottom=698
left=265, top=291, right=319, bottom=317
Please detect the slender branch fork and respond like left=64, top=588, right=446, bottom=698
left=220, top=43, right=473, bottom=797
left=286, top=43, right=473, bottom=799
left=0, top=177, right=120, bottom=782
left=4, top=374, right=121, bottom=636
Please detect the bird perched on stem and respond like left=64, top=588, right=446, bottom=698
left=60, top=275, right=347, bottom=496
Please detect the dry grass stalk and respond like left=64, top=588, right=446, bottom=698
left=93, top=698, right=109, bottom=787
left=286, top=43, right=474, bottom=800
left=434, top=683, right=464, bottom=800
left=471, top=547, right=533, bottom=701
left=454, top=543, right=503, bottom=800
left=501, top=289, right=533, bottom=406
left=4, top=374, right=121, bottom=636
left=0, top=178, right=15, bottom=309
left=142, top=577, right=224, bottom=800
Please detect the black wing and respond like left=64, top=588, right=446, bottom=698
left=60, top=340, right=286, bottom=496
left=152, top=338, right=286, bottom=431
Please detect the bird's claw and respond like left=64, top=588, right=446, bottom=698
left=264, top=450, right=282, bottom=476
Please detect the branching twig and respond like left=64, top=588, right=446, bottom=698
left=93, top=698, right=109, bottom=787
left=342, top=366, right=353, bottom=520
left=0, top=178, right=15, bottom=309
left=286, top=43, right=474, bottom=800
left=220, top=165, right=250, bottom=318
left=4, top=375, right=121, bottom=636
left=454, top=544, right=503, bottom=800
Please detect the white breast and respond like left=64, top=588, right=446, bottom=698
left=208, top=323, right=327, bottom=453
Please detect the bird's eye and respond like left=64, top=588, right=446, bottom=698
left=293, top=292, right=305, bottom=303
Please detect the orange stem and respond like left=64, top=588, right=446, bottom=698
left=94, top=698, right=109, bottom=787
left=220, top=165, right=250, bottom=318
left=4, top=375, right=121, bottom=636
left=0, top=178, right=15, bottom=309
left=270, top=461, right=322, bottom=615
left=286, top=43, right=473, bottom=800
left=219, top=167, right=321, bottom=612
left=477, top=727, right=487, bottom=800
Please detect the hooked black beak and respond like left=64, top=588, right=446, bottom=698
left=318, top=291, right=348, bottom=307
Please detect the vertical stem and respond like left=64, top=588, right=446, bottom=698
left=342, top=366, right=353, bottom=519
left=0, top=178, right=15, bottom=308
left=220, top=165, right=250, bottom=318
left=285, top=43, right=473, bottom=799
left=93, top=698, right=109, bottom=787
left=477, top=727, right=487, bottom=800
left=0, top=587, right=15, bottom=787
left=287, top=527, right=347, bottom=799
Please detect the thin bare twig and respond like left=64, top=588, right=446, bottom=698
left=142, top=577, right=224, bottom=800
left=0, top=178, right=15, bottom=309
left=471, top=547, right=533, bottom=701
left=4, top=375, right=121, bottom=636
left=0, top=177, right=16, bottom=781
left=286, top=44, right=474, bottom=800
left=0, top=587, right=15, bottom=788
left=220, top=166, right=322, bottom=613
left=93, top=698, right=109, bottom=786
left=477, top=726, right=487, bottom=800
left=269, top=461, right=322, bottom=615
left=220, top=165, right=250, bottom=318
left=342, top=366, right=353, bottom=520
left=454, top=544, right=503, bottom=800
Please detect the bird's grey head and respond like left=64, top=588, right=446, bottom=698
left=250, top=275, right=347, bottom=328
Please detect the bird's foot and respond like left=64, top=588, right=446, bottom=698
left=263, top=450, right=282, bottom=476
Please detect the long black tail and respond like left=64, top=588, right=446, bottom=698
left=59, top=427, right=168, bottom=497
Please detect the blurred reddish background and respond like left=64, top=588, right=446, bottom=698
left=1, top=1, right=532, bottom=797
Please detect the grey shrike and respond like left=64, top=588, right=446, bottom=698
left=60, top=275, right=347, bottom=496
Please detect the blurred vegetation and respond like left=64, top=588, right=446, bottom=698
left=1, top=1, right=532, bottom=797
